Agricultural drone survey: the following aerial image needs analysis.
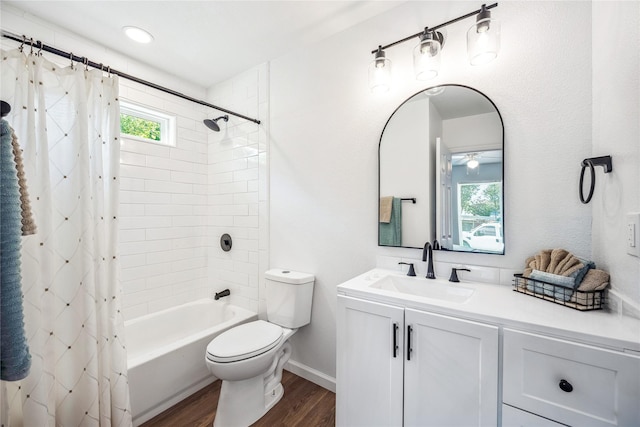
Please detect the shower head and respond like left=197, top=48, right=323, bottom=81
left=203, top=115, right=229, bottom=132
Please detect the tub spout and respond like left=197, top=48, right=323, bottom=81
left=214, top=289, right=231, bottom=300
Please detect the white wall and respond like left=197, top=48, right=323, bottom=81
left=269, top=1, right=593, bottom=381
left=380, top=97, right=431, bottom=248
left=442, top=112, right=502, bottom=152
left=591, top=1, right=640, bottom=315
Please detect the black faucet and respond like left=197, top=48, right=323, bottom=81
left=398, top=262, right=416, bottom=277
left=214, top=289, right=231, bottom=300
left=422, top=242, right=436, bottom=279
left=449, top=268, right=470, bottom=283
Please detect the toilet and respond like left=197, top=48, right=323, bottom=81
left=205, top=269, right=314, bottom=427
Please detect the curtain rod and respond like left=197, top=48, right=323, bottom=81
left=1, top=30, right=261, bottom=125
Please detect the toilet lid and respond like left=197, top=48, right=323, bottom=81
left=206, top=320, right=283, bottom=363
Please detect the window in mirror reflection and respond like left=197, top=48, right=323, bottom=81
left=456, top=181, right=503, bottom=253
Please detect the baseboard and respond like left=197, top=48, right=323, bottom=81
left=284, top=359, right=336, bottom=393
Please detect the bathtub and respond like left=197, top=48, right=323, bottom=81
left=125, top=298, right=257, bottom=426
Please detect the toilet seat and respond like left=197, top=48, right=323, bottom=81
left=206, top=320, right=283, bottom=363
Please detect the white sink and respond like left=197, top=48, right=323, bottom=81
left=368, top=275, right=475, bottom=303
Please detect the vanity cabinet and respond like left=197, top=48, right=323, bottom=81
left=502, top=329, right=640, bottom=427
left=336, top=295, right=499, bottom=426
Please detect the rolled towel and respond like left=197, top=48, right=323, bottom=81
left=525, top=256, right=535, bottom=269
left=524, top=249, right=584, bottom=279
left=379, top=196, right=393, bottom=223
left=535, top=249, right=552, bottom=272
left=576, top=269, right=609, bottom=292
left=552, top=250, right=582, bottom=276
left=570, top=257, right=595, bottom=286
left=527, top=270, right=576, bottom=301
left=548, top=248, right=570, bottom=274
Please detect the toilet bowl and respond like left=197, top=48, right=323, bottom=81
left=205, top=269, right=314, bottom=427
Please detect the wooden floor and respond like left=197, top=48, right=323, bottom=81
left=141, top=371, right=335, bottom=427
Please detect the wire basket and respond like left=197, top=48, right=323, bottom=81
left=512, top=273, right=605, bottom=311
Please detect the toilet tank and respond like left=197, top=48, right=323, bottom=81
left=265, top=269, right=314, bottom=328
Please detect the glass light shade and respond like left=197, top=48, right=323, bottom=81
left=368, top=57, right=392, bottom=94
left=467, top=18, right=500, bottom=66
left=467, top=158, right=479, bottom=169
left=413, top=38, right=441, bottom=80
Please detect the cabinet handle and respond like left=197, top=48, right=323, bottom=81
left=559, top=379, right=573, bottom=393
left=407, top=325, right=413, bottom=361
left=392, top=323, right=399, bottom=358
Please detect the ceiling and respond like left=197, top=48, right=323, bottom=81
left=5, top=1, right=403, bottom=88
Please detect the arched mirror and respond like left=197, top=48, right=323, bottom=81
left=378, top=84, right=504, bottom=254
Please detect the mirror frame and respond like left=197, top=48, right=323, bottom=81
left=378, top=84, right=505, bottom=254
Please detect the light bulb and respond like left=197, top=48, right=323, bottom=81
left=369, top=47, right=391, bottom=93
left=413, top=33, right=441, bottom=81
left=467, top=17, right=500, bottom=66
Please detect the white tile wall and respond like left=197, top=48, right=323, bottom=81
left=206, top=64, right=269, bottom=315
left=118, top=79, right=211, bottom=320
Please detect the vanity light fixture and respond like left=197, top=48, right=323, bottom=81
left=368, top=46, right=392, bottom=93
left=123, top=26, right=154, bottom=44
left=369, top=3, right=499, bottom=92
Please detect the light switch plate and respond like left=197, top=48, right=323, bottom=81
left=627, top=212, right=640, bottom=257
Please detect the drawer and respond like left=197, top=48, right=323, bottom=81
left=503, top=329, right=640, bottom=427
left=502, top=404, right=565, bottom=427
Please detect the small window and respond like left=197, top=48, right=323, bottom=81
left=120, top=101, right=176, bottom=146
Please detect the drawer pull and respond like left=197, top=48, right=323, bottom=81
left=559, top=379, right=573, bottom=393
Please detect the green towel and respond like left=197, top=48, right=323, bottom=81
left=379, top=197, right=401, bottom=246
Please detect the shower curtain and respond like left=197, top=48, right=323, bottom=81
left=0, top=48, right=131, bottom=426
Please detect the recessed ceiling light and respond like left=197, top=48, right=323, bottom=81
left=123, top=26, right=154, bottom=44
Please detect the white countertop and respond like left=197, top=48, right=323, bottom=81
left=337, top=268, right=640, bottom=353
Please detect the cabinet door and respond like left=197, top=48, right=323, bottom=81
left=336, top=296, right=404, bottom=427
left=404, top=308, right=499, bottom=427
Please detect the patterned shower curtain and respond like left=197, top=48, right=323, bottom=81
left=1, top=48, right=131, bottom=426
